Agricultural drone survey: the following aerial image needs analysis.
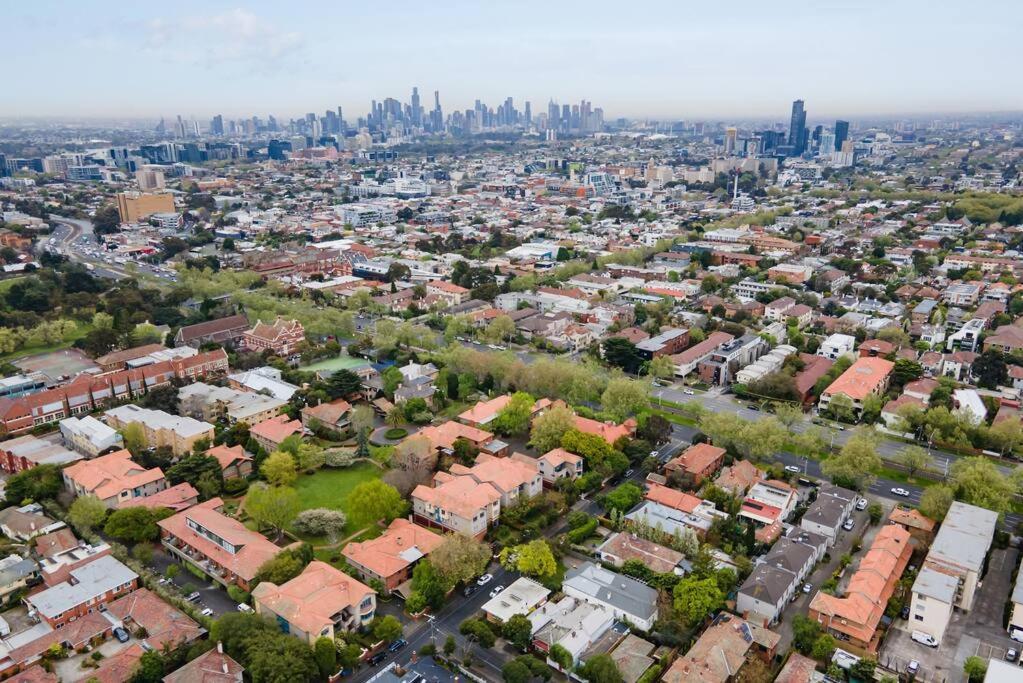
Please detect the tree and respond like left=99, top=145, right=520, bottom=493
left=602, top=337, right=643, bottom=374
left=638, top=413, right=671, bottom=445
left=672, top=576, right=723, bottom=626
left=314, top=636, right=337, bottom=679
left=791, top=615, right=822, bottom=654
left=602, top=482, right=643, bottom=514
left=350, top=404, right=375, bottom=436
left=104, top=507, right=171, bottom=543
left=485, top=315, right=515, bottom=343
left=167, top=454, right=223, bottom=495
left=120, top=422, right=147, bottom=454
left=410, top=560, right=447, bottom=610
left=821, top=429, right=881, bottom=490
left=382, top=366, right=404, bottom=396
left=578, top=654, right=624, bottom=683
left=502, top=614, right=533, bottom=651
left=503, top=659, right=532, bottom=683
left=919, top=484, right=956, bottom=521
left=492, top=392, right=536, bottom=436
left=460, top=618, right=497, bottom=648
left=811, top=634, right=836, bottom=662
left=430, top=535, right=491, bottom=587
left=347, top=480, right=405, bottom=529
left=867, top=502, right=883, bottom=524
left=244, top=630, right=319, bottom=683
left=950, top=456, right=1015, bottom=515
left=131, top=649, right=166, bottom=683
left=549, top=644, right=573, bottom=671
left=444, top=635, right=457, bottom=657
left=647, top=355, right=675, bottom=382
left=327, top=370, right=363, bottom=399
left=93, top=204, right=121, bottom=234
left=773, top=403, right=804, bottom=429
left=261, top=451, right=297, bottom=486
left=3, top=464, right=63, bottom=505
left=849, top=658, right=877, bottom=681
left=987, top=417, right=1023, bottom=456
left=897, top=445, right=930, bottom=479
left=245, top=484, right=300, bottom=541
left=826, top=393, right=856, bottom=423
left=530, top=403, right=576, bottom=453
left=973, top=350, right=1008, bottom=389
left=964, top=655, right=988, bottom=683
left=600, top=378, right=649, bottom=422
left=254, top=549, right=308, bottom=586
left=500, top=539, right=558, bottom=579
left=337, top=640, right=363, bottom=671
left=67, top=495, right=107, bottom=534
left=372, top=615, right=403, bottom=643
left=292, top=509, right=347, bottom=541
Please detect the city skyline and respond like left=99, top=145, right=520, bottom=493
left=5, top=0, right=1023, bottom=120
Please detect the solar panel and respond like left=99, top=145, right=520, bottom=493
left=740, top=622, right=754, bottom=644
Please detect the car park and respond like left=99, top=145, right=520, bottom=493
left=911, top=631, right=938, bottom=648
left=908, top=660, right=919, bottom=675
left=891, top=487, right=910, bottom=497
left=477, top=573, right=493, bottom=586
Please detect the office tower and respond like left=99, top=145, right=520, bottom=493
left=812, top=125, right=822, bottom=145
left=524, top=101, right=532, bottom=126
left=819, top=131, right=835, bottom=157
left=337, top=106, right=345, bottom=131
left=324, top=109, right=338, bottom=135
left=788, top=99, right=807, bottom=155
left=561, top=104, right=571, bottom=131
left=834, top=120, right=849, bottom=152
left=548, top=100, right=559, bottom=130
left=210, top=115, right=224, bottom=136
left=191, top=120, right=200, bottom=137
left=174, top=115, right=186, bottom=139
left=724, top=127, right=737, bottom=155
left=155, top=118, right=166, bottom=134
left=411, top=87, right=421, bottom=126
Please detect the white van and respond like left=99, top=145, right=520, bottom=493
left=911, top=631, right=939, bottom=648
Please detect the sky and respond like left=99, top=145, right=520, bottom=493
left=4, top=0, right=1022, bottom=122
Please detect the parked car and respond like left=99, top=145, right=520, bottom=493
left=856, top=498, right=868, bottom=511
left=1012, top=627, right=1023, bottom=643
left=747, top=404, right=760, bottom=411
left=890, top=487, right=910, bottom=497
left=908, top=660, right=919, bottom=675
left=683, top=389, right=695, bottom=396
left=113, top=627, right=129, bottom=643
left=911, top=631, right=938, bottom=648
left=477, top=574, right=493, bottom=586
left=186, top=592, right=202, bottom=602
left=368, top=652, right=387, bottom=666
left=625, top=469, right=634, bottom=477
left=784, top=465, right=800, bottom=473
left=237, top=603, right=252, bottom=613
left=842, top=518, right=856, bottom=531
left=200, top=608, right=214, bottom=617
left=1007, top=648, right=1019, bottom=662
left=900, top=605, right=910, bottom=620
left=388, top=639, right=408, bottom=653
left=802, top=583, right=812, bottom=594
left=489, top=585, right=504, bottom=598
left=463, top=584, right=479, bottom=597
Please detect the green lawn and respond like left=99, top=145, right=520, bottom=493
left=291, top=462, right=383, bottom=539
left=300, top=355, right=373, bottom=373
left=0, top=321, right=94, bottom=363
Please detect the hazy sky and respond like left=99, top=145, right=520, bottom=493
left=5, top=0, right=1022, bottom=122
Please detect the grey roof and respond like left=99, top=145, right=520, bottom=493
left=739, top=563, right=796, bottom=605
left=1014, top=564, right=1023, bottom=606
left=929, top=501, right=998, bottom=572
left=912, top=566, right=958, bottom=603
left=801, top=497, right=847, bottom=530
left=0, top=555, right=38, bottom=587
left=818, top=483, right=857, bottom=504
left=27, top=555, right=137, bottom=619
left=563, top=562, right=658, bottom=623
left=763, top=538, right=815, bottom=575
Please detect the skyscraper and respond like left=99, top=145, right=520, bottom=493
left=210, top=115, right=224, bottom=136
left=724, top=127, right=737, bottom=155
left=788, top=99, right=807, bottom=155
left=411, top=87, right=421, bottom=126
left=834, top=120, right=849, bottom=152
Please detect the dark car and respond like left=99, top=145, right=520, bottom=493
left=463, top=583, right=479, bottom=597
left=368, top=652, right=387, bottom=666
left=113, top=627, right=129, bottom=643
left=748, top=404, right=760, bottom=411
left=900, top=605, right=910, bottom=620
left=388, top=639, right=408, bottom=653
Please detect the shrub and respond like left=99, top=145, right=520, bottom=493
left=185, top=563, right=207, bottom=580
left=325, top=449, right=357, bottom=467
left=227, top=586, right=250, bottom=604
left=567, top=518, right=598, bottom=544
left=223, top=477, right=249, bottom=495
left=384, top=428, right=408, bottom=440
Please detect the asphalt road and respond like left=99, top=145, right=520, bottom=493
left=48, top=215, right=178, bottom=283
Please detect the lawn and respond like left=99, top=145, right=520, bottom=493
left=291, top=462, right=384, bottom=541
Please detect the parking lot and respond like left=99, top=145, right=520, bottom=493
left=149, top=547, right=238, bottom=617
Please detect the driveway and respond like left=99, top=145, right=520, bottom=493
left=149, top=547, right=239, bottom=617
left=53, top=635, right=135, bottom=682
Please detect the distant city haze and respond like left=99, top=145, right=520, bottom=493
left=5, top=0, right=1022, bottom=120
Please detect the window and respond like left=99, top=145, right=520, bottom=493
left=914, top=615, right=924, bottom=621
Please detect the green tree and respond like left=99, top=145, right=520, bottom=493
left=964, top=655, right=988, bottom=683
left=500, top=539, right=558, bottom=579
left=167, top=454, right=223, bottom=493
left=254, top=549, right=308, bottom=586
left=261, top=451, right=297, bottom=486
left=578, top=654, right=624, bottom=683
left=919, top=484, right=956, bottom=521
left=950, top=456, right=1015, bottom=515
left=600, top=378, right=650, bottom=422
left=103, top=507, right=171, bottom=543
left=502, top=614, right=534, bottom=651
left=973, top=350, right=1008, bottom=389
left=549, top=644, right=573, bottom=671
left=130, top=649, right=166, bottom=683
left=245, top=484, right=300, bottom=541
left=327, top=370, right=363, bottom=399
left=429, top=535, right=491, bottom=587
left=602, top=337, right=643, bottom=374
left=492, top=392, right=536, bottom=436
left=811, top=634, right=836, bottom=662
left=530, top=403, right=577, bottom=453
left=602, top=482, right=643, bottom=514
left=821, top=428, right=882, bottom=490
left=773, top=402, right=804, bottom=429
left=67, top=495, right=107, bottom=534
left=120, top=422, right=147, bottom=454
left=867, top=502, right=883, bottom=525
left=372, top=615, right=403, bottom=643
left=897, top=445, right=930, bottom=479
left=347, top=480, right=406, bottom=529
left=502, top=659, right=532, bottom=683
left=459, top=618, right=497, bottom=648
left=791, top=615, right=821, bottom=654
left=444, top=635, right=457, bottom=657
left=314, top=636, right=337, bottom=679
left=647, top=355, right=675, bottom=382
left=245, top=630, right=319, bottom=683
left=672, top=576, right=723, bottom=626
left=410, top=560, right=447, bottom=610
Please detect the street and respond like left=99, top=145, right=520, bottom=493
left=47, top=215, right=178, bottom=282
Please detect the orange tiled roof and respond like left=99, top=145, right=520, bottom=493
left=251, top=561, right=374, bottom=636
left=342, top=519, right=443, bottom=580
left=645, top=484, right=703, bottom=513
left=62, top=449, right=164, bottom=501
left=823, top=357, right=894, bottom=401
left=250, top=415, right=303, bottom=445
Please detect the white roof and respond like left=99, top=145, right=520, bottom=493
left=27, top=556, right=137, bottom=619
left=481, top=577, right=551, bottom=622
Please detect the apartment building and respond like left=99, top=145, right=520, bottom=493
left=59, top=415, right=123, bottom=457
left=562, top=562, right=658, bottom=631
left=670, top=331, right=735, bottom=377
left=177, top=382, right=286, bottom=425
left=26, top=555, right=138, bottom=628
left=818, top=357, right=894, bottom=417
left=817, top=333, right=856, bottom=360
left=665, top=443, right=726, bottom=484
left=174, top=314, right=250, bottom=348
left=635, top=328, right=689, bottom=360
left=0, top=434, right=82, bottom=474
left=115, top=191, right=174, bottom=223
left=241, top=317, right=305, bottom=360
left=426, top=280, right=469, bottom=305
left=916, top=501, right=997, bottom=620
left=104, top=405, right=214, bottom=456
left=533, top=448, right=584, bottom=487
left=342, top=518, right=443, bottom=592
left=697, top=334, right=770, bottom=386
left=741, top=480, right=799, bottom=527
left=62, top=449, right=167, bottom=507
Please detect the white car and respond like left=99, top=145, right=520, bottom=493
left=683, top=389, right=695, bottom=396
left=784, top=465, right=800, bottom=473
left=237, top=603, right=252, bottom=613
left=476, top=573, right=493, bottom=586
left=200, top=608, right=214, bottom=617
left=890, top=487, right=910, bottom=497
left=489, top=585, right=504, bottom=598
left=911, top=631, right=938, bottom=648
left=855, top=498, right=868, bottom=511
left=908, top=660, right=919, bottom=675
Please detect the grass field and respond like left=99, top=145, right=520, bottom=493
left=0, top=322, right=94, bottom=364
left=291, top=462, right=383, bottom=540
left=300, top=355, right=372, bottom=373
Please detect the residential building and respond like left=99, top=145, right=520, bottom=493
left=800, top=483, right=857, bottom=547
left=416, top=420, right=505, bottom=457
left=62, top=449, right=167, bottom=507
left=634, top=328, right=689, bottom=360
left=530, top=597, right=615, bottom=670
left=0, top=505, right=63, bottom=542
left=178, top=382, right=286, bottom=425
left=664, top=443, right=726, bottom=485
left=241, top=318, right=305, bottom=360
left=947, top=318, right=986, bottom=352
left=342, top=518, right=444, bottom=592
left=662, top=613, right=779, bottom=683
left=163, top=644, right=244, bottom=683
left=26, top=555, right=138, bottom=628
left=817, top=333, right=856, bottom=360
left=0, top=555, right=39, bottom=603
left=714, top=460, right=764, bottom=495
left=596, top=532, right=685, bottom=575
left=737, top=563, right=799, bottom=626
left=174, top=314, right=250, bottom=348
left=670, top=331, right=734, bottom=377
left=697, top=334, right=770, bottom=386
left=481, top=577, right=550, bottom=623
left=741, top=480, right=798, bottom=526
left=921, top=501, right=997, bottom=613
left=34, top=530, right=111, bottom=586
left=301, top=398, right=352, bottom=432
left=1009, top=566, right=1023, bottom=636
left=534, top=448, right=583, bottom=487
left=228, top=366, right=299, bottom=401
left=572, top=413, right=637, bottom=445
left=249, top=415, right=303, bottom=452
left=818, top=357, right=894, bottom=417
left=426, top=281, right=469, bottom=305
left=561, top=562, right=658, bottom=631
left=104, top=405, right=214, bottom=457
left=808, top=525, right=912, bottom=651
left=159, top=498, right=284, bottom=591
left=107, top=588, right=203, bottom=651
left=205, top=444, right=253, bottom=479
left=118, top=483, right=198, bottom=512
left=908, top=567, right=959, bottom=642
left=59, top=416, right=123, bottom=457
left=252, top=561, right=376, bottom=643
left=0, top=434, right=83, bottom=474
left=458, top=394, right=551, bottom=430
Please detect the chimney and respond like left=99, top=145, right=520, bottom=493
left=223, top=662, right=229, bottom=674
left=217, top=641, right=223, bottom=654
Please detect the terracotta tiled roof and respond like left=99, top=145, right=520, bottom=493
left=62, top=450, right=165, bottom=501
left=251, top=561, right=374, bottom=637
left=342, top=519, right=443, bottom=580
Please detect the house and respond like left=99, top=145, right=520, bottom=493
left=741, top=480, right=798, bottom=526
left=0, top=555, right=39, bottom=603
left=412, top=475, right=501, bottom=539
left=62, top=449, right=167, bottom=507
left=817, top=333, right=856, bottom=360
left=416, top=420, right=505, bottom=457
left=808, top=525, right=912, bottom=651
left=634, top=328, right=689, bottom=359
left=818, top=357, right=894, bottom=418
left=534, top=448, right=584, bottom=487
left=241, top=317, right=305, bottom=360
left=426, top=280, right=469, bottom=305
left=163, top=643, right=244, bottom=683
left=481, top=577, right=550, bottom=623
left=249, top=415, right=303, bottom=452
left=252, top=561, right=376, bottom=644
left=26, top=555, right=139, bottom=628
left=228, top=366, right=299, bottom=401
left=774, top=653, right=819, bottom=683
left=697, top=334, right=770, bottom=386
left=0, top=434, right=83, bottom=474
left=34, top=530, right=112, bottom=586
left=205, top=444, right=254, bottom=479
left=984, top=324, right=1023, bottom=354
left=908, top=567, right=959, bottom=642
left=59, top=415, right=123, bottom=457
left=737, top=563, right=799, bottom=626
left=665, top=443, right=726, bottom=485
left=0, top=505, right=63, bottom=542
left=301, top=398, right=352, bottom=432
left=662, top=613, right=779, bottom=683
left=87, top=644, right=145, bottom=683
left=596, top=532, right=685, bottom=575
left=920, top=501, right=997, bottom=613
left=159, top=498, right=284, bottom=591
left=107, top=588, right=203, bottom=651
left=793, top=354, right=834, bottom=405
left=799, top=483, right=857, bottom=547
left=458, top=394, right=550, bottom=429
left=669, top=331, right=734, bottom=377
left=117, top=483, right=198, bottom=512
left=0, top=612, right=113, bottom=678
left=341, top=518, right=444, bottom=592
left=572, top=414, right=637, bottom=445
left=562, top=562, right=658, bottom=631
left=714, top=460, right=764, bottom=495
left=888, top=507, right=937, bottom=546
left=104, top=405, right=215, bottom=456
left=174, top=314, right=250, bottom=348
left=530, top=597, right=615, bottom=670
